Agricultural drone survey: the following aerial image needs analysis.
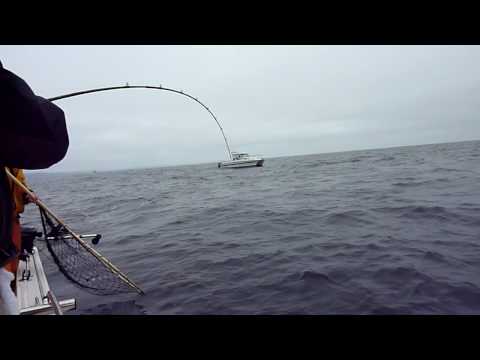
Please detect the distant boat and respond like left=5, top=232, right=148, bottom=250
left=218, top=152, right=264, bottom=169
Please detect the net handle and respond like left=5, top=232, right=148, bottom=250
left=5, top=168, right=144, bottom=295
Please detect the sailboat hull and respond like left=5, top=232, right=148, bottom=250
left=218, top=159, right=264, bottom=168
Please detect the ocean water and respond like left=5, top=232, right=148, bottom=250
left=21, top=140, right=480, bottom=314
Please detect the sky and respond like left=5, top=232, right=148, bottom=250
left=2, top=45, right=480, bottom=172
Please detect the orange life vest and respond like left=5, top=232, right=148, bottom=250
left=3, top=168, right=28, bottom=275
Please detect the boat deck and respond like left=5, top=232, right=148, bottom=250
left=16, top=247, right=76, bottom=315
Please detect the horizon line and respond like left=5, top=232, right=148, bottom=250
left=26, top=137, right=480, bottom=175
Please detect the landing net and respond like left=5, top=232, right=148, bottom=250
left=38, top=207, right=135, bottom=295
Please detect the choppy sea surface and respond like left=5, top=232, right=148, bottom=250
left=21, top=140, right=480, bottom=314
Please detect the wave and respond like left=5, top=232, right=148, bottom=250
left=375, top=156, right=396, bottom=162
left=431, top=167, right=464, bottom=173
left=372, top=205, right=460, bottom=221
left=79, top=300, right=147, bottom=315
left=300, top=270, right=339, bottom=285
left=303, top=156, right=372, bottom=168
left=373, top=266, right=433, bottom=284
left=422, top=250, right=449, bottom=264
left=392, top=178, right=449, bottom=187
left=324, top=210, right=372, bottom=225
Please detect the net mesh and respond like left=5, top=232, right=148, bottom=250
left=39, top=208, right=136, bottom=295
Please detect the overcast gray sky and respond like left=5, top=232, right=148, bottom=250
left=2, top=45, right=480, bottom=172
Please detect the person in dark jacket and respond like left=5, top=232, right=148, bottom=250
left=0, top=61, right=69, bottom=169
left=0, top=60, right=69, bottom=313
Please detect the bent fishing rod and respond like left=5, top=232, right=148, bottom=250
left=14, top=84, right=231, bottom=295
left=48, top=84, right=233, bottom=160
